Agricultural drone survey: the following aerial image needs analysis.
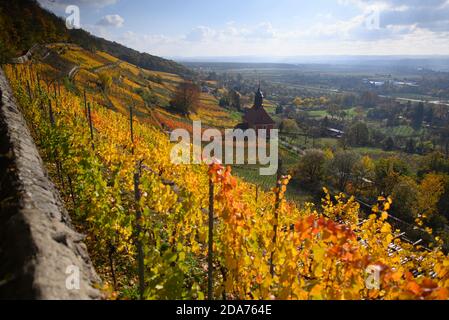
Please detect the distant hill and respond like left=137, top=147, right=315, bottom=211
left=0, top=0, right=191, bottom=75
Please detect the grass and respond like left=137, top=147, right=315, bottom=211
left=231, top=164, right=313, bottom=205
left=379, top=125, right=418, bottom=138
left=352, top=147, right=397, bottom=158
left=280, top=134, right=339, bottom=150
left=307, top=107, right=361, bottom=120
left=307, top=109, right=328, bottom=118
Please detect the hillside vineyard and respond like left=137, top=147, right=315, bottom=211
left=3, top=60, right=449, bottom=300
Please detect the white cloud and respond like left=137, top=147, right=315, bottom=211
left=111, top=16, right=449, bottom=57
left=185, top=26, right=217, bottom=42
left=45, top=0, right=448, bottom=57
left=338, top=0, right=449, bottom=32
left=184, top=22, right=278, bottom=43
left=96, top=14, right=124, bottom=28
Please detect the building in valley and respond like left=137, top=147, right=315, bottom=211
left=236, top=85, right=275, bottom=135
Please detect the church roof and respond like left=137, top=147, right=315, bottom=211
left=242, top=85, right=275, bottom=125
left=244, top=106, right=275, bottom=125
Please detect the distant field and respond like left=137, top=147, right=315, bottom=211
left=379, top=125, right=420, bottom=137
left=307, top=109, right=328, bottom=118
left=352, top=147, right=397, bottom=158
left=306, top=107, right=360, bottom=119
left=231, top=165, right=313, bottom=205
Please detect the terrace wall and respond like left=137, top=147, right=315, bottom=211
left=0, top=69, right=102, bottom=300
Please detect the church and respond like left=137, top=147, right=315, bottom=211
left=236, top=85, right=275, bottom=135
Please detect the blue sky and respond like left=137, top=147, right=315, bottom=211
left=38, top=0, right=449, bottom=58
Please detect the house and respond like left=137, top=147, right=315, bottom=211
left=327, top=128, right=344, bottom=138
left=236, top=85, right=275, bottom=135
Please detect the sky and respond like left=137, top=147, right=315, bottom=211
left=38, top=0, right=449, bottom=58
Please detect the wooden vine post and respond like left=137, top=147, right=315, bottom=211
left=53, top=82, right=58, bottom=107
left=130, top=104, right=135, bottom=147
left=83, top=89, right=87, bottom=119
left=36, top=72, right=41, bottom=95
left=13, top=64, right=18, bottom=79
left=133, top=164, right=145, bottom=300
left=26, top=80, right=32, bottom=101
left=270, top=159, right=283, bottom=277
left=130, top=105, right=145, bottom=300
left=48, top=99, right=55, bottom=127
left=208, top=177, right=215, bottom=300
left=87, top=102, right=95, bottom=150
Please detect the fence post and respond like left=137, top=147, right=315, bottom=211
left=108, top=243, right=117, bottom=290
left=134, top=163, right=145, bottom=300
left=130, top=104, right=135, bottom=153
left=270, top=159, right=283, bottom=277
left=83, top=89, right=87, bottom=119
left=208, top=178, right=214, bottom=300
left=36, top=73, right=41, bottom=95
left=26, top=80, right=32, bottom=101
left=87, top=102, right=95, bottom=150
left=54, top=82, right=58, bottom=100
left=48, top=99, right=55, bottom=127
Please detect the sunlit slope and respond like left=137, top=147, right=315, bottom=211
left=40, top=44, right=238, bottom=130
left=4, top=62, right=449, bottom=300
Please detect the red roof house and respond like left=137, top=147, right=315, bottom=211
left=237, top=86, right=275, bottom=134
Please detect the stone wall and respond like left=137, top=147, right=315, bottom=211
left=0, top=68, right=102, bottom=300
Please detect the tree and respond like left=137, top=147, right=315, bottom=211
left=219, top=96, right=230, bottom=108
left=330, top=151, right=360, bottom=191
left=424, top=105, right=434, bottom=124
left=390, top=176, right=419, bottom=223
left=384, top=136, right=395, bottom=151
left=346, top=122, right=370, bottom=147
left=320, top=116, right=330, bottom=135
left=371, top=128, right=386, bottom=146
left=327, top=104, right=340, bottom=120
left=352, top=155, right=375, bottom=196
left=438, top=125, right=449, bottom=157
left=354, top=107, right=365, bottom=120
left=293, top=97, right=303, bottom=107
left=411, top=102, right=425, bottom=129
left=360, top=91, right=378, bottom=108
left=319, top=96, right=329, bottom=105
left=341, top=93, right=357, bottom=107
left=279, top=119, right=300, bottom=134
left=437, top=175, right=449, bottom=222
left=418, top=151, right=449, bottom=176
left=417, top=173, right=446, bottom=224
left=170, top=81, right=200, bottom=115
left=375, top=157, right=410, bottom=194
left=275, top=105, right=284, bottom=115
left=293, top=149, right=327, bottom=191
left=405, top=138, right=416, bottom=154
left=229, top=89, right=241, bottom=111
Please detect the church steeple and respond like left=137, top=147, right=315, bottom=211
left=254, top=83, right=264, bottom=109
